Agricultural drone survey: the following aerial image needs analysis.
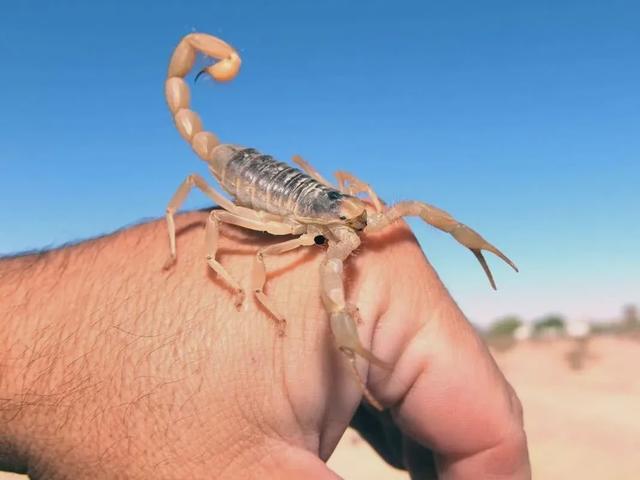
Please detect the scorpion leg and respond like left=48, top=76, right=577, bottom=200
left=203, top=209, right=304, bottom=310
left=251, top=234, right=316, bottom=335
left=323, top=227, right=389, bottom=410
left=164, top=173, right=239, bottom=269
left=334, top=171, right=384, bottom=212
left=292, top=155, right=335, bottom=187
left=207, top=210, right=307, bottom=333
left=366, top=201, right=518, bottom=289
left=213, top=209, right=304, bottom=236
left=292, top=156, right=384, bottom=212
left=205, top=211, right=246, bottom=308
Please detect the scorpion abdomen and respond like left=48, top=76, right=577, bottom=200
left=211, top=144, right=343, bottom=220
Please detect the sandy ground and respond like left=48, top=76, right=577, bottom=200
left=329, top=335, right=640, bottom=479
left=1, top=335, right=638, bottom=479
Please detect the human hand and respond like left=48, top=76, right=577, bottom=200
left=0, top=210, right=529, bottom=479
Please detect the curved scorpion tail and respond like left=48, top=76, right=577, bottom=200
left=165, top=33, right=241, bottom=165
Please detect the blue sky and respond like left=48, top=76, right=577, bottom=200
left=1, top=0, right=638, bottom=324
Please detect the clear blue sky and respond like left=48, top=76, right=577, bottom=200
left=1, top=0, right=638, bottom=324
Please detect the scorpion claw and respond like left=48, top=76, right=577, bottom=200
left=470, top=246, right=518, bottom=290
left=449, top=223, right=518, bottom=289
left=368, top=202, right=518, bottom=289
left=471, top=249, right=497, bottom=290
left=330, top=311, right=390, bottom=409
left=341, top=347, right=386, bottom=411
left=354, top=345, right=392, bottom=371
left=491, top=247, right=519, bottom=273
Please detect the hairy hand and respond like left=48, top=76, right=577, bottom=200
left=0, top=211, right=529, bottom=479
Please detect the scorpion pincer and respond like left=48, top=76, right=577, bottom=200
left=162, top=33, right=518, bottom=410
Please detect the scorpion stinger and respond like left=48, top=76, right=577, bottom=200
left=194, top=67, right=208, bottom=84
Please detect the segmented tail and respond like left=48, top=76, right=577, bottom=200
left=165, top=33, right=241, bottom=164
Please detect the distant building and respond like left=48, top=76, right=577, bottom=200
left=566, top=319, right=590, bottom=339
left=513, top=324, right=533, bottom=341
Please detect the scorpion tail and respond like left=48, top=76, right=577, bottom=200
left=165, top=33, right=242, bottom=164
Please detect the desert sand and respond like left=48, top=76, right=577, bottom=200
left=328, top=335, right=640, bottom=479
left=1, top=335, right=638, bottom=479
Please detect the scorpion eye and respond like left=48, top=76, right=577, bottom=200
left=339, top=216, right=347, bottom=220
left=328, top=191, right=342, bottom=200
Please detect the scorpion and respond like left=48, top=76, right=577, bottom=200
left=163, top=33, right=518, bottom=410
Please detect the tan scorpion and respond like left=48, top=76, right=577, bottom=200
left=163, top=33, right=518, bottom=410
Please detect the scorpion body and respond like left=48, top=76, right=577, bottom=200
left=163, top=33, right=517, bottom=410
left=212, top=145, right=347, bottom=222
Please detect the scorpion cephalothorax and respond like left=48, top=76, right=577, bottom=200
left=162, top=33, right=518, bottom=410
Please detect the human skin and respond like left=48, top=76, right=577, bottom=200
left=0, top=211, right=530, bottom=479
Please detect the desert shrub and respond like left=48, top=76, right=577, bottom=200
left=533, top=314, right=566, bottom=335
left=487, top=315, right=523, bottom=337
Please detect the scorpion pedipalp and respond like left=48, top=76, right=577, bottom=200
left=320, top=226, right=390, bottom=410
left=366, top=201, right=518, bottom=289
